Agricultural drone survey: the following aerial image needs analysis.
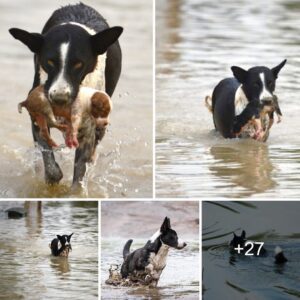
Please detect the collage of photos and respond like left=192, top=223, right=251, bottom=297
left=0, top=0, right=300, bottom=299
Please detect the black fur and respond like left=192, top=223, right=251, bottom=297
left=212, top=60, right=286, bottom=138
left=230, top=230, right=288, bottom=264
left=9, top=3, right=123, bottom=185
left=120, top=217, right=186, bottom=279
left=50, top=233, right=73, bottom=257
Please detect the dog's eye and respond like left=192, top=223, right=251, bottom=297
left=73, top=61, right=83, bottom=70
left=47, top=59, right=55, bottom=67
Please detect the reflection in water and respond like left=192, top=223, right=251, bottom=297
left=209, top=142, right=276, bottom=197
left=50, top=257, right=71, bottom=274
left=156, top=0, right=300, bottom=198
left=203, top=201, right=300, bottom=299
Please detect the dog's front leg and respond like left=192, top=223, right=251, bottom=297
left=72, top=118, right=96, bottom=187
left=31, top=120, right=63, bottom=184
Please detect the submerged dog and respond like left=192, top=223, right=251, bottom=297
left=205, top=60, right=286, bottom=141
left=50, top=233, right=73, bottom=257
left=120, top=217, right=187, bottom=287
left=230, top=230, right=288, bottom=264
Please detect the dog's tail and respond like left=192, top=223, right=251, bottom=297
left=274, top=246, right=288, bottom=264
left=205, top=95, right=213, bottom=113
left=123, top=239, right=133, bottom=260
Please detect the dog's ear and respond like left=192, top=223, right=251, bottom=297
left=233, top=232, right=237, bottom=237
left=241, top=230, right=246, bottom=239
left=9, top=28, right=44, bottom=53
left=90, top=26, right=123, bottom=55
left=272, top=59, right=287, bottom=79
left=231, top=66, right=248, bottom=84
left=161, top=217, right=170, bottom=232
left=57, top=235, right=62, bottom=240
left=69, top=233, right=73, bottom=239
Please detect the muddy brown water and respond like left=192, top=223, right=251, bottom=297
left=101, top=201, right=200, bottom=299
left=156, top=0, right=300, bottom=198
left=0, top=201, right=98, bottom=300
left=0, top=0, right=152, bottom=198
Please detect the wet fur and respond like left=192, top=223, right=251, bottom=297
left=120, top=217, right=186, bottom=287
left=9, top=3, right=122, bottom=185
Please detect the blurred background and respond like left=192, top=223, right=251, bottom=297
left=0, top=0, right=152, bottom=198
left=101, top=201, right=199, bottom=299
left=0, top=201, right=98, bottom=300
left=156, top=0, right=300, bottom=198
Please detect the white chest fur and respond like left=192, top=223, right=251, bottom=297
left=234, top=85, right=248, bottom=116
left=149, top=244, right=169, bottom=270
left=145, top=243, right=170, bottom=282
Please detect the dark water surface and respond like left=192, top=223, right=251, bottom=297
left=203, top=201, right=300, bottom=299
left=156, top=0, right=300, bottom=198
left=0, top=201, right=98, bottom=300
left=0, top=0, right=152, bottom=198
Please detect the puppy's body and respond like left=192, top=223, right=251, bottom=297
left=19, top=85, right=112, bottom=148
left=210, top=60, right=286, bottom=141
left=50, top=233, right=73, bottom=257
left=121, top=217, right=186, bottom=287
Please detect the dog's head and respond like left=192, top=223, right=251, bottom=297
left=9, top=24, right=123, bottom=105
left=160, top=217, right=187, bottom=250
left=231, top=60, right=286, bottom=103
left=57, top=233, right=73, bottom=250
left=229, top=230, right=246, bottom=249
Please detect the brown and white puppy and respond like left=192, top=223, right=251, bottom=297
left=18, top=85, right=68, bottom=148
left=19, top=85, right=112, bottom=148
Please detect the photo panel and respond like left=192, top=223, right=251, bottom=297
left=202, top=201, right=300, bottom=299
left=0, top=200, right=98, bottom=299
left=0, top=0, right=153, bottom=198
left=101, top=200, right=200, bottom=299
left=156, top=0, right=300, bottom=199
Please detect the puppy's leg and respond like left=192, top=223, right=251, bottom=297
left=35, top=114, right=58, bottom=148
left=233, top=101, right=261, bottom=136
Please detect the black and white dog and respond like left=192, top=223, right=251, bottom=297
left=230, top=230, right=288, bottom=264
left=121, top=217, right=187, bottom=287
left=207, top=60, right=286, bottom=140
left=9, top=3, right=123, bottom=186
left=50, top=233, right=73, bottom=257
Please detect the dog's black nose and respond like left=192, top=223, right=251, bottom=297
left=183, top=242, right=187, bottom=247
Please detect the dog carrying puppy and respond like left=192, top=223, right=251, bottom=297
left=18, top=85, right=112, bottom=148
left=205, top=60, right=286, bottom=141
left=120, top=217, right=187, bottom=287
left=50, top=233, right=73, bottom=257
left=9, top=3, right=123, bottom=186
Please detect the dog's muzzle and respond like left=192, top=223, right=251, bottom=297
left=49, top=90, right=71, bottom=105
left=176, top=241, right=187, bottom=249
